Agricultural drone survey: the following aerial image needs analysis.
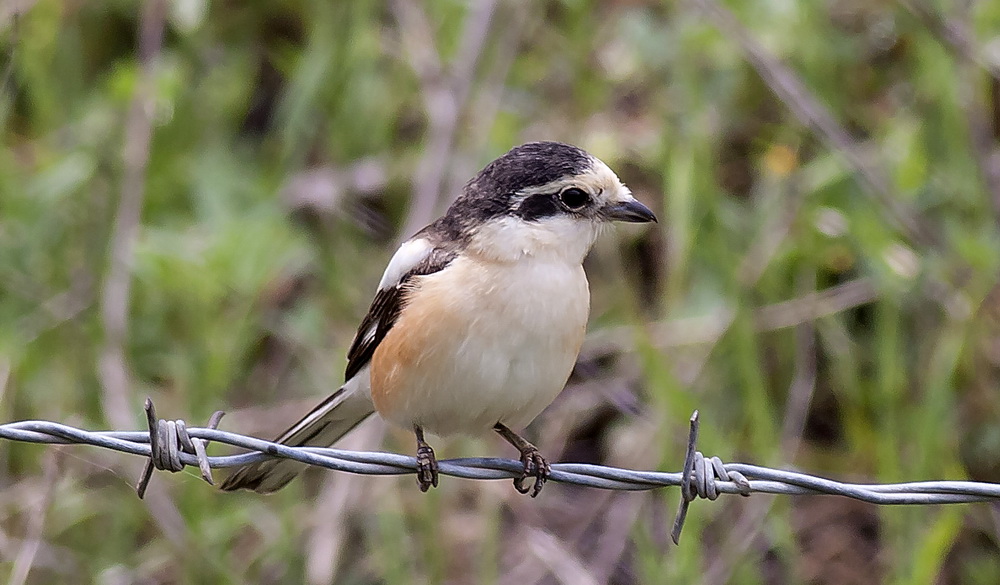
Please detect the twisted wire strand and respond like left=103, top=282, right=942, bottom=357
left=4, top=417, right=1000, bottom=500
left=2, top=405, right=999, bottom=543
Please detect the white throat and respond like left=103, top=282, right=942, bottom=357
left=465, top=216, right=601, bottom=264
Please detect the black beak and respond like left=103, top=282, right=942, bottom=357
left=604, top=199, right=657, bottom=223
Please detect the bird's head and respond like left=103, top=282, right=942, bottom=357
left=439, top=141, right=657, bottom=263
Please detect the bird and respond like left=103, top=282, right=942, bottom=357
left=220, top=141, right=656, bottom=497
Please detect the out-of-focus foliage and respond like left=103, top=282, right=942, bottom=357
left=3, top=1, right=1000, bottom=583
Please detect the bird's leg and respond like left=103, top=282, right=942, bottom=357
left=414, top=424, right=439, bottom=492
left=493, top=422, right=550, bottom=497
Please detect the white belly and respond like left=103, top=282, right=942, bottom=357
left=370, top=254, right=590, bottom=436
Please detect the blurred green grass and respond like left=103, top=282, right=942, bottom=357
left=3, top=1, right=1000, bottom=584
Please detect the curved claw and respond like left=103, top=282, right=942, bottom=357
left=513, top=448, right=550, bottom=497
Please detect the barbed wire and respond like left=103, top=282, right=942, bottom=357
left=2, top=401, right=999, bottom=544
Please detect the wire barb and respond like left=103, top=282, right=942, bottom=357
left=671, top=411, right=753, bottom=544
left=2, top=400, right=999, bottom=542
left=671, top=410, right=700, bottom=544
left=136, top=398, right=225, bottom=499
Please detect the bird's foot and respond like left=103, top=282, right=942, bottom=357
left=414, top=426, right=438, bottom=492
left=494, top=422, right=551, bottom=497
left=513, top=446, right=550, bottom=498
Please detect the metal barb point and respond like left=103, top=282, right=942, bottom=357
left=136, top=398, right=225, bottom=499
left=137, top=398, right=158, bottom=499
left=671, top=410, right=700, bottom=544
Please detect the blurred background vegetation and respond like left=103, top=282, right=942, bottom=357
left=3, top=0, right=1000, bottom=583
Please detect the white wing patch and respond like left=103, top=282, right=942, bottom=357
left=377, top=237, right=433, bottom=291
left=357, top=325, right=376, bottom=352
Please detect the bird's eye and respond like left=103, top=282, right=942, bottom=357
left=559, top=187, right=590, bottom=210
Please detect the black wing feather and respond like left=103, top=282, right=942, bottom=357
left=344, top=245, right=457, bottom=380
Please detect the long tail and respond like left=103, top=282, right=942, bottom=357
left=220, top=373, right=375, bottom=493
